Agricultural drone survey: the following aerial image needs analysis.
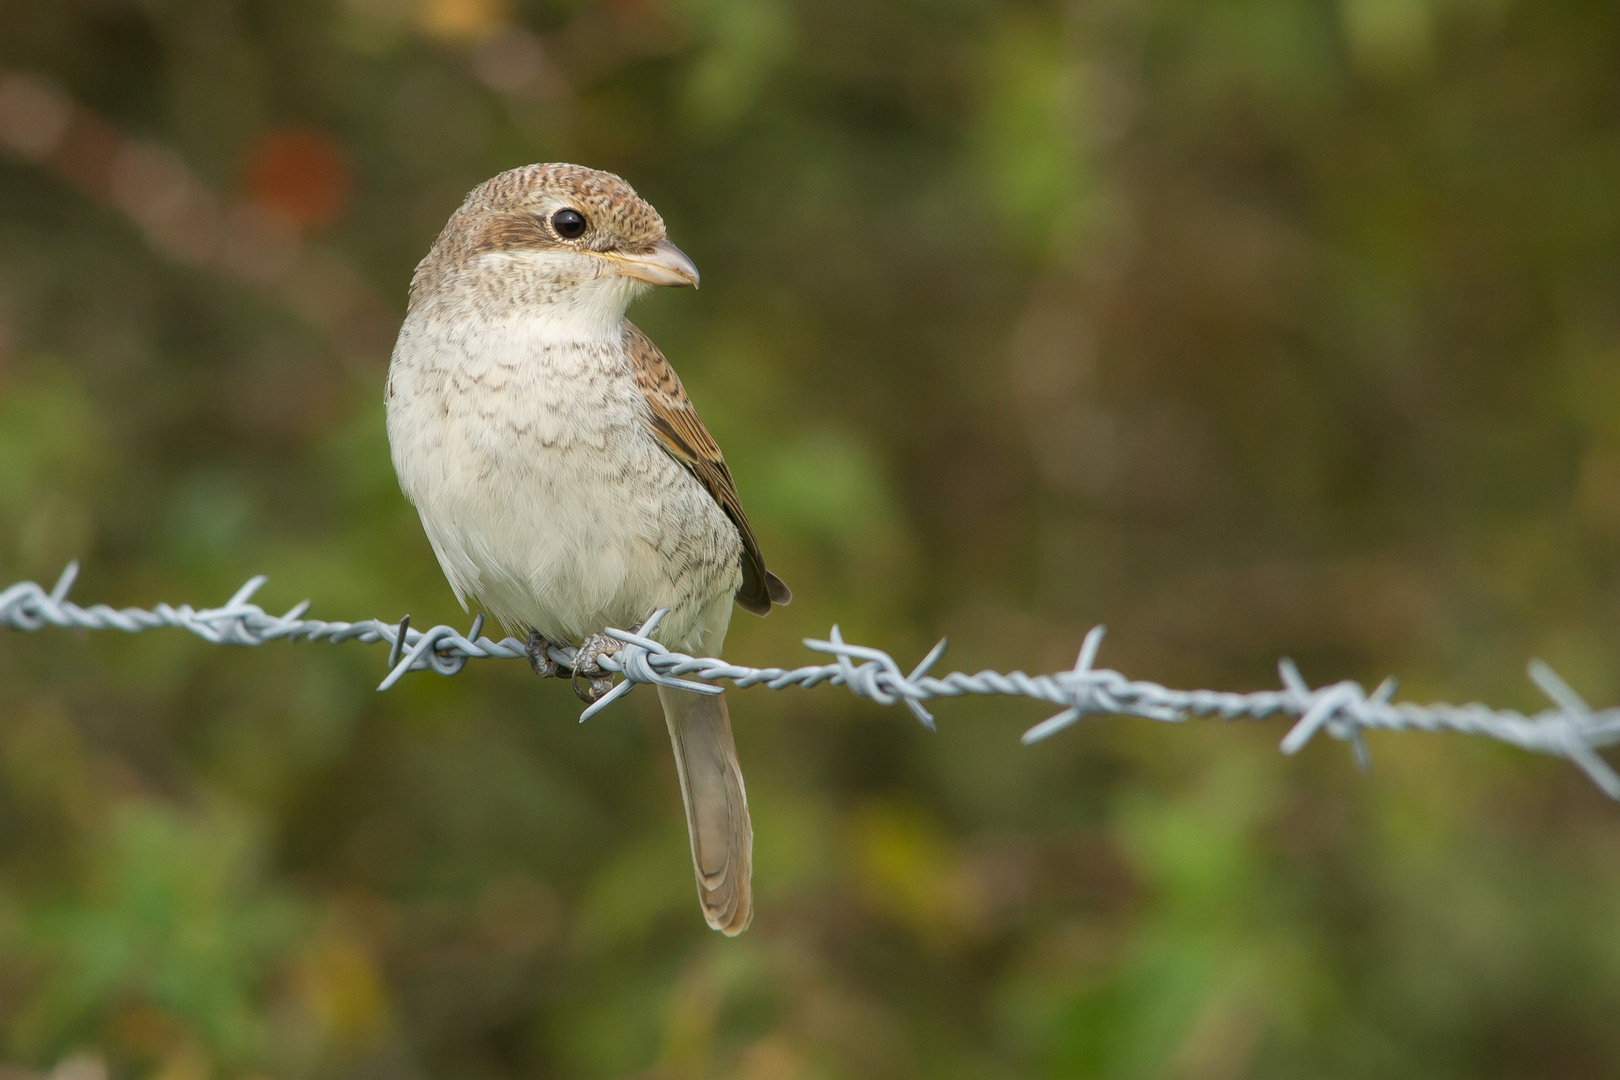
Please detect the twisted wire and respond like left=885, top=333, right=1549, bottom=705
left=4, top=564, right=1619, bottom=798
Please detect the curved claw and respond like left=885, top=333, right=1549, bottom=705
left=571, top=632, right=618, bottom=703
left=526, top=629, right=560, bottom=679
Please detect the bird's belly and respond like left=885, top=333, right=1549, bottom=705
left=388, top=358, right=740, bottom=651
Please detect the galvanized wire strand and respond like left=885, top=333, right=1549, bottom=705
left=4, top=564, right=1620, bottom=798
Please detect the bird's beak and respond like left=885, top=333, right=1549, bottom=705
left=606, top=239, right=701, bottom=288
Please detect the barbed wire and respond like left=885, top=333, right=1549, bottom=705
left=3, top=564, right=1619, bottom=798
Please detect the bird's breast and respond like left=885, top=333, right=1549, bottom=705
left=384, top=310, right=740, bottom=650
left=442, top=315, right=639, bottom=446
left=388, top=309, right=659, bottom=521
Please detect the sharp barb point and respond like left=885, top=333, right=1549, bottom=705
left=227, top=576, right=269, bottom=607
left=908, top=638, right=949, bottom=683
left=1077, top=625, right=1106, bottom=672
left=579, top=679, right=635, bottom=722
left=50, top=563, right=80, bottom=603
left=1350, top=731, right=1373, bottom=773
left=1023, top=708, right=1080, bottom=744
left=387, top=614, right=411, bottom=671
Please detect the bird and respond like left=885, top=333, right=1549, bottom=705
left=384, top=163, right=790, bottom=935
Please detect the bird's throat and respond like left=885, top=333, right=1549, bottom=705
left=469, top=252, right=648, bottom=346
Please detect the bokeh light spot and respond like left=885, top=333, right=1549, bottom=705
left=240, top=127, right=353, bottom=232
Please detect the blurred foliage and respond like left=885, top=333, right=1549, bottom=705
left=3, top=0, right=1620, bottom=1077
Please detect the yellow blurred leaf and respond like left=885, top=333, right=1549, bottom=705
left=850, top=802, right=986, bottom=947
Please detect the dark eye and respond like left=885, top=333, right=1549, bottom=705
left=551, top=208, right=586, bottom=239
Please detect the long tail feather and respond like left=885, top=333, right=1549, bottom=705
left=658, top=687, right=753, bottom=934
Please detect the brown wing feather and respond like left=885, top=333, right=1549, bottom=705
left=624, top=321, right=790, bottom=616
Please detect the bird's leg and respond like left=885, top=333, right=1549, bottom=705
left=571, top=632, right=618, bottom=703
left=525, top=630, right=562, bottom=678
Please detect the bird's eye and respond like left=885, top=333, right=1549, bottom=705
left=552, top=209, right=586, bottom=239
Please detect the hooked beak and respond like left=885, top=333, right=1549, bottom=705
left=605, top=239, right=700, bottom=288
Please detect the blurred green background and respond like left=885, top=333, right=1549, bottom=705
left=2, top=0, right=1620, bottom=1077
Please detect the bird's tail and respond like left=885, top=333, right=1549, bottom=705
left=657, top=686, right=753, bottom=935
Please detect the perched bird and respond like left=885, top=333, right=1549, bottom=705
left=385, top=163, right=790, bottom=934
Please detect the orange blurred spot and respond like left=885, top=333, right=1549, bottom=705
left=240, top=126, right=352, bottom=231
left=418, top=0, right=508, bottom=42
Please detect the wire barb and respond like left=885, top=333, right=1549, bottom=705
left=3, top=567, right=1620, bottom=797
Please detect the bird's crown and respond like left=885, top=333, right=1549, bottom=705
left=452, top=163, right=666, bottom=256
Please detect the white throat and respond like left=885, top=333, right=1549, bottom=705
left=466, top=249, right=649, bottom=344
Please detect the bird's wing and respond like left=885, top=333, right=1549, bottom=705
left=624, top=320, right=790, bottom=616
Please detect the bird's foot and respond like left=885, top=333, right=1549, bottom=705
left=571, top=632, right=618, bottom=703
left=525, top=630, right=562, bottom=678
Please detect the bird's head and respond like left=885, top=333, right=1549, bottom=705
left=410, top=163, right=698, bottom=335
